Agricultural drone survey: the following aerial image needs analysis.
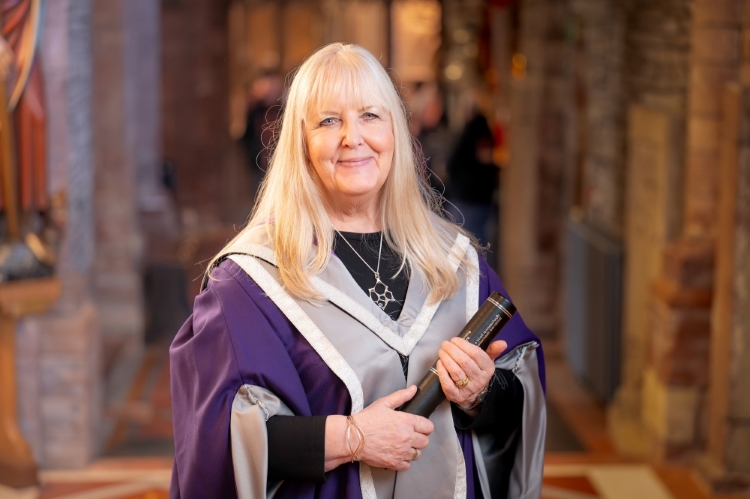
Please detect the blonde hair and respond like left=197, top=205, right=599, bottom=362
left=213, top=43, right=476, bottom=302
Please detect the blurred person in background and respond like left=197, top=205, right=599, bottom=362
left=241, top=70, right=284, bottom=194
left=170, top=43, right=545, bottom=499
left=446, top=111, right=498, bottom=246
left=411, top=82, right=451, bottom=194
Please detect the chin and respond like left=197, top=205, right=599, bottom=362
left=339, top=187, right=381, bottom=198
left=336, top=179, right=384, bottom=198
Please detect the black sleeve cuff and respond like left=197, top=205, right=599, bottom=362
left=267, top=415, right=327, bottom=482
left=451, top=368, right=524, bottom=435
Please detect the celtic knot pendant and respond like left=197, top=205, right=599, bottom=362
left=368, top=273, right=394, bottom=310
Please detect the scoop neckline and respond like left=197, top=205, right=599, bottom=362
left=335, top=230, right=383, bottom=241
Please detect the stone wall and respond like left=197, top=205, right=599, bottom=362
left=624, top=0, right=692, bottom=115
left=162, top=0, right=231, bottom=225
left=568, top=0, right=627, bottom=237
left=638, top=0, right=741, bottom=462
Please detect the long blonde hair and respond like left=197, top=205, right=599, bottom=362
left=213, top=43, right=476, bottom=302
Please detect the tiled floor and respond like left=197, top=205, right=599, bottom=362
left=0, top=461, right=720, bottom=499
left=2, top=343, right=749, bottom=499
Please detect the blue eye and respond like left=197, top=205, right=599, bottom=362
left=320, top=117, right=336, bottom=126
left=363, top=112, right=378, bottom=119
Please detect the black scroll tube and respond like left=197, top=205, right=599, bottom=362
left=397, top=292, right=517, bottom=418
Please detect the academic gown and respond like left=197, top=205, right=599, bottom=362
left=169, top=232, right=546, bottom=499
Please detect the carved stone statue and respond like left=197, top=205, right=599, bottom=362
left=0, top=0, right=54, bottom=281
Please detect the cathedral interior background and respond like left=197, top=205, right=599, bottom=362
left=1, top=0, right=750, bottom=497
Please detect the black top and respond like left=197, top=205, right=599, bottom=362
left=267, top=232, right=523, bottom=490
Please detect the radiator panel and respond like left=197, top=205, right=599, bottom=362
left=563, top=217, right=623, bottom=402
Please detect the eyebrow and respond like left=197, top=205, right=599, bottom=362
left=316, top=105, right=382, bottom=115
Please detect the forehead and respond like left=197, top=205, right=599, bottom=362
left=309, top=93, right=382, bottom=116
left=305, top=63, right=391, bottom=117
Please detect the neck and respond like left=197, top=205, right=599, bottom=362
left=325, top=197, right=382, bottom=233
left=330, top=214, right=381, bottom=233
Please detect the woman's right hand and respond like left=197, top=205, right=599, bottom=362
left=324, top=385, right=434, bottom=472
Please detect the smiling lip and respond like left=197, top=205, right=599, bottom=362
left=337, top=157, right=372, bottom=166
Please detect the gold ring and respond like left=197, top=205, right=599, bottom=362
left=455, top=376, right=470, bottom=388
left=410, top=448, right=419, bottom=461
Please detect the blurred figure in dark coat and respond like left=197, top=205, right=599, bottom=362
left=241, top=71, right=283, bottom=196
left=412, top=83, right=451, bottom=194
left=446, top=112, right=498, bottom=245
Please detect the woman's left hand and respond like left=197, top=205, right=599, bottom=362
left=436, top=338, right=508, bottom=416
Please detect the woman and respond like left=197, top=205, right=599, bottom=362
left=170, top=43, right=546, bottom=499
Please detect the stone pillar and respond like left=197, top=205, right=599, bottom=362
left=533, top=0, right=568, bottom=337
left=607, top=0, right=691, bottom=456
left=638, top=0, right=741, bottom=461
left=500, top=1, right=570, bottom=335
left=697, top=83, right=750, bottom=493
left=698, top=6, right=750, bottom=484
left=91, top=0, right=146, bottom=373
left=123, top=0, right=180, bottom=260
left=16, top=0, right=102, bottom=468
left=609, top=106, right=682, bottom=455
left=503, top=0, right=545, bottom=330
left=123, top=0, right=167, bottom=215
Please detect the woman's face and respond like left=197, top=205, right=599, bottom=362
left=305, top=97, right=394, bottom=211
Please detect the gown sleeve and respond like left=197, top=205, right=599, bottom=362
left=169, top=283, right=244, bottom=499
left=266, top=415, right=327, bottom=482
left=465, top=255, right=546, bottom=499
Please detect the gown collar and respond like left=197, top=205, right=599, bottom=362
left=219, top=228, right=471, bottom=356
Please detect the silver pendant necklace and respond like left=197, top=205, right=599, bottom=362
left=334, top=229, right=395, bottom=310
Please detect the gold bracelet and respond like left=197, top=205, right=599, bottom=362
left=346, top=415, right=366, bottom=462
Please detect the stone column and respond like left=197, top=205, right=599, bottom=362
left=91, top=0, right=146, bottom=374
left=698, top=4, right=750, bottom=488
left=500, top=1, right=570, bottom=335
left=696, top=83, right=750, bottom=493
left=607, top=0, right=691, bottom=456
left=16, top=0, right=102, bottom=468
left=533, top=0, right=568, bottom=337
left=123, top=0, right=180, bottom=260
left=638, top=0, right=741, bottom=461
left=123, top=0, right=167, bottom=215
left=609, top=105, right=682, bottom=455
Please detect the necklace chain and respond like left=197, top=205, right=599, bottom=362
left=334, top=229, right=382, bottom=277
left=334, top=229, right=395, bottom=310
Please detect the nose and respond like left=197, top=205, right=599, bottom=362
left=341, top=118, right=363, bottom=147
